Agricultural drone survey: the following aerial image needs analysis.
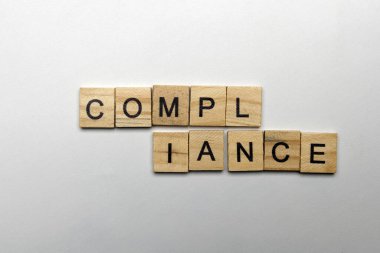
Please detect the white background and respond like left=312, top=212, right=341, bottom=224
left=1, top=0, right=380, bottom=252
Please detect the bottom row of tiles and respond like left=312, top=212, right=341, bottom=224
left=153, top=130, right=337, bottom=173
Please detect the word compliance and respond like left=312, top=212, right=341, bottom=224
left=79, top=85, right=338, bottom=174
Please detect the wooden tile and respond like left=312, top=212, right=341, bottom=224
left=153, top=132, right=189, bottom=173
left=228, top=130, right=264, bottom=171
left=115, top=87, right=151, bottom=127
left=300, top=132, right=337, bottom=174
left=152, top=85, right=189, bottom=126
left=79, top=88, right=115, bottom=128
left=189, top=130, right=224, bottom=171
left=226, top=86, right=262, bottom=127
left=190, top=86, right=226, bottom=126
left=264, top=130, right=301, bottom=171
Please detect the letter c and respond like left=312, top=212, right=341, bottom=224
left=86, top=99, right=104, bottom=120
left=272, top=142, right=290, bottom=163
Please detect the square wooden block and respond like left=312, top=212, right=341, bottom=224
left=300, top=132, right=337, bottom=174
left=152, top=85, right=189, bottom=126
left=153, top=132, right=189, bottom=173
left=226, top=86, right=262, bottom=127
left=190, top=86, right=226, bottom=126
left=228, top=130, right=264, bottom=171
left=189, top=130, right=224, bottom=171
left=264, top=130, right=301, bottom=171
left=115, top=87, right=151, bottom=127
left=79, top=88, right=115, bottom=128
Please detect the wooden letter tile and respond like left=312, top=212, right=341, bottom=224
left=152, top=85, right=189, bottom=126
left=264, top=130, right=301, bottom=171
left=189, top=130, right=224, bottom=171
left=115, top=87, right=151, bottom=127
left=300, top=132, right=337, bottom=173
left=190, top=86, right=226, bottom=126
left=226, top=86, right=262, bottom=127
left=80, top=88, right=115, bottom=128
left=228, top=130, right=263, bottom=171
left=153, top=132, right=188, bottom=173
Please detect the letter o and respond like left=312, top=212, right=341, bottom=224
left=123, top=98, right=142, bottom=118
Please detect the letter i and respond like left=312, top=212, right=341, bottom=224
left=168, top=143, right=172, bottom=163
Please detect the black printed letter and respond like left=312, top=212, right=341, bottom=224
left=310, top=144, right=325, bottom=164
left=86, top=99, right=104, bottom=120
left=197, top=141, right=215, bottom=161
left=236, top=98, right=249, bottom=117
left=168, top=143, right=172, bottom=163
left=159, top=97, right=179, bottom=117
left=123, top=98, right=142, bottom=118
left=272, top=142, right=289, bottom=163
left=199, top=97, right=215, bottom=117
left=237, top=142, right=253, bottom=162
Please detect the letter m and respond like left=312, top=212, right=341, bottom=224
left=159, top=97, right=179, bottom=117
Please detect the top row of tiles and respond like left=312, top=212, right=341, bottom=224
left=80, top=85, right=262, bottom=128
